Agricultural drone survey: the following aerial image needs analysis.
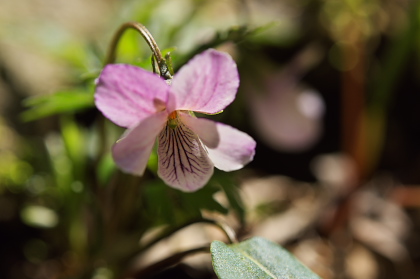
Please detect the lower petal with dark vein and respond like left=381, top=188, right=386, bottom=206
left=157, top=122, right=214, bottom=192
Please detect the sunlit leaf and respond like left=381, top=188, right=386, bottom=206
left=21, top=90, right=94, bottom=121
left=21, top=205, right=59, bottom=228
left=211, top=237, right=321, bottom=279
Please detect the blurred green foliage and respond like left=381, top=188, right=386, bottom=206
left=2, top=0, right=420, bottom=278
left=21, top=90, right=94, bottom=121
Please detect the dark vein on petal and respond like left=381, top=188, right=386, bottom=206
left=158, top=119, right=213, bottom=188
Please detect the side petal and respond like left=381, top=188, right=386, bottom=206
left=180, top=113, right=256, bottom=172
left=168, top=49, right=239, bottom=114
left=158, top=122, right=214, bottom=192
left=112, top=112, right=167, bottom=175
left=95, top=64, right=169, bottom=128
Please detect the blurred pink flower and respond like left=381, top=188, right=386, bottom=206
left=95, top=49, right=256, bottom=192
left=242, top=47, right=325, bottom=152
left=249, top=72, right=324, bottom=152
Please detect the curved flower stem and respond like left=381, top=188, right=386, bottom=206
left=123, top=245, right=210, bottom=279
left=139, top=218, right=237, bottom=253
left=105, top=21, right=172, bottom=80
left=212, top=219, right=238, bottom=244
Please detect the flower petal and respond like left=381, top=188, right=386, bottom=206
left=158, top=121, right=214, bottom=192
left=112, top=111, right=167, bottom=175
left=95, top=64, right=169, bottom=128
left=180, top=113, right=256, bottom=171
left=168, top=49, right=239, bottom=114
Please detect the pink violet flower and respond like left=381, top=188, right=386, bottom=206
left=95, top=49, right=256, bottom=192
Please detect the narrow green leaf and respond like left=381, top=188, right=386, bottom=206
left=21, top=90, right=94, bottom=121
left=211, top=237, right=321, bottom=279
left=97, top=153, right=116, bottom=186
left=60, top=115, right=89, bottom=181
left=213, top=172, right=246, bottom=225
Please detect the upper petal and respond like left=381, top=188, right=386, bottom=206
left=180, top=113, right=256, bottom=171
left=95, top=64, right=169, bottom=128
left=168, top=49, right=239, bottom=114
left=157, top=120, right=214, bottom=192
left=112, top=111, right=167, bottom=176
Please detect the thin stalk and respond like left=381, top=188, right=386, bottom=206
left=104, top=22, right=172, bottom=80
left=123, top=245, right=210, bottom=279
left=139, top=218, right=237, bottom=253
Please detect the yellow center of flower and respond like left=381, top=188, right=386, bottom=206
left=168, top=111, right=178, bottom=129
left=168, top=111, right=177, bottom=120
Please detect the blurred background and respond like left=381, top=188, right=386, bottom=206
left=1, top=0, right=420, bottom=278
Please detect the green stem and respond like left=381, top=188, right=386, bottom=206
left=366, top=0, right=420, bottom=173
left=139, top=218, right=237, bottom=253
left=104, top=22, right=172, bottom=80
left=123, top=245, right=210, bottom=279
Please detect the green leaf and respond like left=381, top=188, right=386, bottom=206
left=211, top=237, right=321, bottom=279
left=212, top=172, right=245, bottom=225
left=97, top=153, right=116, bottom=186
left=142, top=180, right=228, bottom=226
left=21, top=90, right=94, bottom=121
left=60, top=115, right=86, bottom=179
